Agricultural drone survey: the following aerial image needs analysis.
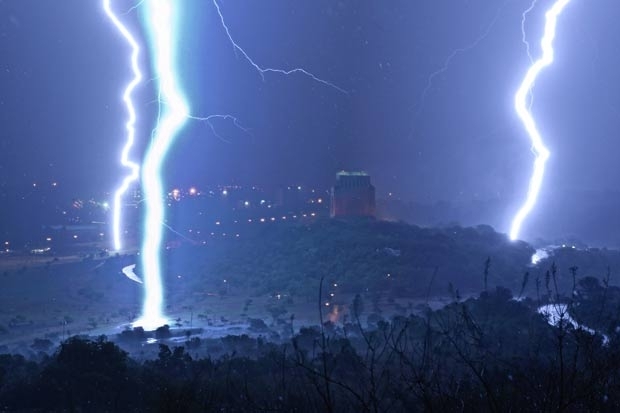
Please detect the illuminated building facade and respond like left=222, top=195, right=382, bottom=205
left=330, top=171, right=375, bottom=218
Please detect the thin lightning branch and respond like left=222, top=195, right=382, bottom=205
left=152, top=99, right=252, bottom=143
left=510, top=0, right=572, bottom=241
left=521, top=0, right=539, bottom=110
left=212, top=0, right=348, bottom=95
left=162, top=222, right=196, bottom=243
left=124, top=0, right=146, bottom=16
left=103, top=0, right=142, bottom=252
left=136, top=0, right=190, bottom=330
left=521, top=0, right=539, bottom=63
left=188, top=114, right=252, bottom=144
left=413, top=1, right=508, bottom=121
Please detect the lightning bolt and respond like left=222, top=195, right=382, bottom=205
left=189, top=114, right=252, bottom=144
left=521, top=0, right=539, bottom=110
left=521, top=0, right=539, bottom=64
left=103, top=0, right=142, bottom=252
left=134, top=0, right=190, bottom=329
left=212, top=0, right=347, bottom=95
left=413, top=1, right=507, bottom=122
left=115, top=0, right=342, bottom=329
left=510, top=0, right=572, bottom=241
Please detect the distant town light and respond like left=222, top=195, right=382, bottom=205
left=189, top=187, right=197, bottom=195
left=244, top=201, right=250, bottom=207
left=222, top=189, right=228, bottom=196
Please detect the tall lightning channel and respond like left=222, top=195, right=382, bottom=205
left=212, top=0, right=347, bottom=95
left=103, top=0, right=142, bottom=252
left=510, top=0, right=572, bottom=241
left=134, top=0, right=189, bottom=329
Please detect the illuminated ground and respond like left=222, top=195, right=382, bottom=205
left=0, top=251, right=453, bottom=354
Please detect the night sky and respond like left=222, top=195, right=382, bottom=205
left=0, top=0, right=619, bottom=243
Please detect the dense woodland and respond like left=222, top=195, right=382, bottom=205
left=166, top=218, right=620, bottom=297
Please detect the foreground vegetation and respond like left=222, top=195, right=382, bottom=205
left=2, top=276, right=620, bottom=412
left=4, top=219, right=620, bottom=356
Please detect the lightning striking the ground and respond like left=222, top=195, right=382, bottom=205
left=103, top=0, right=142, bottom=252
left=212, top=0, right=347, bottom=95
left=135, top=0, right=190, bottom=329
left=105, top=0, right=345, bottom=329
left=510, top=0, right=572, bottom=241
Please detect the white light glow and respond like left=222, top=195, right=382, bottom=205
left=103, top=0, right=143, bottom=252
left=510, top=0, right=572, bottom=241
left=135, top=0, right=189, bottom=330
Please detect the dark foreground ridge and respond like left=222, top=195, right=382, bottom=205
left=2, top=282, right=620, bottom=412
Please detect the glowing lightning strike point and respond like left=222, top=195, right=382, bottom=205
left=212, top=0, right=347, bottom=95
left=134, top=0, right=189, bottom=330
left=103, top=0, right=142, bottom=252
left=510, top=0, right=572, bottom=241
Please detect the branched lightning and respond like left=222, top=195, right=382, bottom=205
left=521, top=0, right=539, bottom=63
left=109, top=0, right=341, bottom=329
left=189, top=114, right=252, bottom=144
left=510, top=0, right=572, bottom=241
left=212, top=0, right=347, bottom=95
left=103, top=0, right=142, bottom=252
left=413, top=1, right=507, bottom=121
left=135, top=0, right=190, bottom=329
left=521, top=0, right=539, bottom=110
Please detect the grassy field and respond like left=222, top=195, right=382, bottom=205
left=0, top=248, right=451, bottom=355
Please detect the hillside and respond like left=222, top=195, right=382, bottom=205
left=166, top=218, right=535, bottom=297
